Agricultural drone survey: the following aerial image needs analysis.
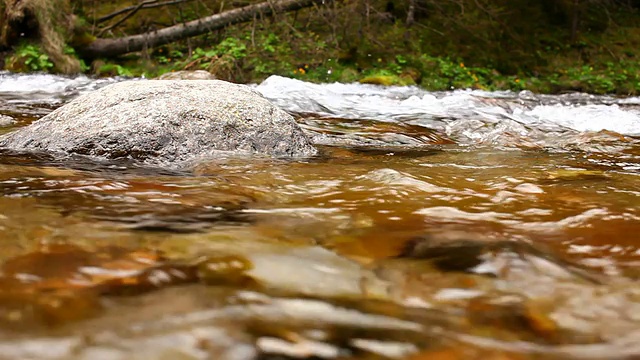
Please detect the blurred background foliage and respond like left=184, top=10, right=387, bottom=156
left=2, top=0, right=640, bottom=94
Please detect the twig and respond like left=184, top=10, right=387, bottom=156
left=251, top=14, right=256, bottom=47
left=267, top=0, right=301, bottom=35
left=97, top=0, right=193, bottom=24
left=98, top=1, right=153, bottom=37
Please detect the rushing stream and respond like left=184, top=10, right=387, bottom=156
left=0, top=71, right=639, bottom=359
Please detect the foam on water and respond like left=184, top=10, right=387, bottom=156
left=0, top=71, right=125, bottom=104
left=256, top=75, right=640, bottom=138
left=1, top=72, right=639, bottom=146
left=525, top=104, right=640, bottom=135
left=0, top=72, right=90, bottom=94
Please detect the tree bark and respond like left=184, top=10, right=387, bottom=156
left=80, top=0, right=331, bottom=58
left=570, top=0, right=580, bottom=43
left=406, top=0, right=415, bottom=27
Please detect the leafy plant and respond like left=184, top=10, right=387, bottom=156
left=97, top=63, right=133, bottom=77
left=215, top=37, right=247, bottom=59
left=14, top=44, right=54, bottom=72
left=262, top=33, right=279, bottom=53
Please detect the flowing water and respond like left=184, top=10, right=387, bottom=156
left=0, top=71, right=639, bottom=359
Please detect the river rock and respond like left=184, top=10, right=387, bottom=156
left=0, top=80, right=317, bottom=166
left=156, top=70, right=216, bottom=80
left=0, top=114, right=15, bottom=126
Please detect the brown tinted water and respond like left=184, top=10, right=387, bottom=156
left=0, top=74, right=639, bottom=359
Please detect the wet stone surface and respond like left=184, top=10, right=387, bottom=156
left=0, top=73, right=638, bottom=359
left=0, top=115, right=14, bottom=127
left=0, top=80, right=317, bottom=166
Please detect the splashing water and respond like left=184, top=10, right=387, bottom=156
left=257, top=75, right=640, bottom=148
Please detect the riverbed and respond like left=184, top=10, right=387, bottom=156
left=0, top=72, right=639, bottom=359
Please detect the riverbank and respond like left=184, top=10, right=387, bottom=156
left=2, top=0, right=640, bottom=95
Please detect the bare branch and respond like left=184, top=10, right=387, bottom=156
left=98, top=1, right=155, bottom=37
left=97, top=0, right=194, bottom=24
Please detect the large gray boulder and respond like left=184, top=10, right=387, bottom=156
left=0, top=80, right=317, bottom=166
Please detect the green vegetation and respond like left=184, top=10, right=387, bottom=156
left=6, top=43, right=54, bottom=72
left=0, top=0, right=81, bottom=73
left=2, top=0, right=640, bottom=95
left=94, top=62, right=133, bottom=77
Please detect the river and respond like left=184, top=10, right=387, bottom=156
left=0, top=71, right=639, bottom=359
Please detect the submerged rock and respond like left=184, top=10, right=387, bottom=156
left=0, top=80, right=317, bottom=166
left=395, top=236, right=601, bottom=283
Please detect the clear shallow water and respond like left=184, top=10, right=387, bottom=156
left=0, top=73, right=639, bottom=359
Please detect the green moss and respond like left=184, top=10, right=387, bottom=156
left=359, top=74, right=415, bottom=86
left=359, top=75, right=398, bottom=86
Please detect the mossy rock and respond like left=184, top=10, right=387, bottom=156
left=359, top=74, right=415, bottom=86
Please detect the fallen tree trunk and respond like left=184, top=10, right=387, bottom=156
left=80, top=0, right=331, bottom=58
